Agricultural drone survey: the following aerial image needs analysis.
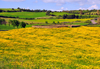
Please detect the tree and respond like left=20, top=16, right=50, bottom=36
left=57, top=21, right=60, bottom=24
left=17, top=7, right=20, bottom=9
left=8, top=20, right=13, bottom=26
left=53, top=21, right=56, bottom=24
left=63, top=14, right=66, bottom=19
left=97, top=17, right=100, bottom=24
left=20, top=22, right=26, bottom=28
left=13, top=20, right=20, bottom=28
left=46, top=11, right=51, bottom=15
left=0, top=9, right=3, bottom=12
left=0, top=19, right=6, bottom=25
left=0, top=19, right=2, bottom=25
left=11, top=20, right=19, bottom=28
left=45, top=21, right=48, bottom=24
left=97, top=10, right=100, bottom=15
left=11, top=20, right=16, bottom=27
left=80, top=10, right=83, bottom=15
left=75, top=15, right=79, bottom=19
left=12, top=8, right=14, bottom=10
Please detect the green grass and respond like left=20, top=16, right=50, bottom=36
left=0, top=22, right=90, bottom=30
left=65, top=23, right=89, bottom=25
left=0, top=8, right=20, bottom=11
left=0, top=17, right=92, bottom=24
left=0, top=25, right=16, bottom=30
left=0, top=12, right=49, bottom=18
left=50, top=12, right=74, bottom=16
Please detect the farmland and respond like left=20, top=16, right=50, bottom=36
left=0, top=17, right=92, bottom=23
left=0, top=26, right=100, bottom=68
left=0, top=12, right=49, bottom=18
left=0, top=8, right=100, bottom=69
left=50, top=12, right=74, bottom=16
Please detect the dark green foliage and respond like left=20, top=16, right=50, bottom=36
left=63, top=14, right=67, bottom=19
left=45, top=21, right=48, bottom=24
left=46, top=11, right=51, bottom=15
left=11, top=20, right=20, bottom=28
left=9, top=20, right=20, bottom=28
left=85, top=20, right=91, bottom=23
left=14, top=20, right=20, bottom=28
left=0, top=19, right=6, bottom=25
left=20, top=22, right=26, bottom=28
left=8, top=20, right=13, bottom=26
left=57, top=21, right=60, bottom=24
left=67, top=15, right=75, bottom=19
left=53, top=21, right=56, bottom=24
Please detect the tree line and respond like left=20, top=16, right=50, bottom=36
left=8, top=20, right=26, bottom=28
left=62, top=14, right=98, bottom=19
left=0, top=19, right=26, bottom=28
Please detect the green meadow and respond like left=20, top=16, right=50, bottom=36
left=0, top=12, right=49, bottom=18
left=50, top=12, right=74, bottom=16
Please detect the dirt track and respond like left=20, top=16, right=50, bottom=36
left=32, top=25, right=80, bottom=28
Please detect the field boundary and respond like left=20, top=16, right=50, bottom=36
left=32, top=25, right=80, bottom=28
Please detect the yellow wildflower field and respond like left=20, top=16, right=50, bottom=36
left=0, top=26, right=100, bottom=69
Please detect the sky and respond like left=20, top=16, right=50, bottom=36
left=0, top=0, right=100, bottom=11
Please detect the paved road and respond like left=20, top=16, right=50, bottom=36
left=91, top=19, right=97, bottom=24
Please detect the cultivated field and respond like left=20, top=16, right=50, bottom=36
left=50, top=12, right=74, bottom=16
left=0, top=17, right=92, bottom=23
left=0, top=26, right=100, bottom=68
left=0, top=12, right=49, bottom=18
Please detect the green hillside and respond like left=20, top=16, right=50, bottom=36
left=0, top=12, right=49, bottom=18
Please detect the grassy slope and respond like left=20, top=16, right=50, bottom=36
left=50, top=12, right=74, bottom=16
left=1, top=17, right=92, bottom=23
left=0, top=8, right=20, bottom=11
left=0, top=12, right=49, bottom=18
left=0, top=22, right=89, bottom=30
left=0, top=25, right=16, bottom=30
left=0, top=26, right=100, bottom=68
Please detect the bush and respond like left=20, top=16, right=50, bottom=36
left=85, top=20, right=91, bottom=23
left=45, top=21, right=48, bottom=24
left=53, top=21, right=56, bottom=24
left=20, top=22, right=26, bottom=28
left=57, top=21, right=60, bottom=24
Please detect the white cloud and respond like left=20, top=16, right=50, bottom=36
left=42, top=0, right=100, bottom=6
left=79, top=5, right=98, bottom=10
left=61, top=7, right=64, bottom=10
left=27, top=7, right=29, bottom=9
left=56, top=7, right=68, bottom=11
left=2, top=0, right=25, bottom=2
left=79, top=7, right=86, bottom=10
left=88, top=5, right=98, bottom=10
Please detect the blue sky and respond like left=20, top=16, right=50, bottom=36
left=0, top=0, right=100, bottom=11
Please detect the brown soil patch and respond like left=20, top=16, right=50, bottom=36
left=32, top=25, right=80, bottom=28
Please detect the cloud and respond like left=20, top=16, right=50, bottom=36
left=56, top=7, right=68, bottom=11
left=88, top=5, right=98, bottom=10
left=61, top=7, right=64, bottom=10
left=27, top=7, right=29, bottom=9
left=42, top=0, right=100, bottom=6
left=79, top=5, right=98, bottom=10
left=2, top=0, right=25, bottom=2
left=79, top=8, right=86, bottom=10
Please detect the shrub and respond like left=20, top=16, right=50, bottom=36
left=53, top=21, right=56, bottom=24
left=57, top=21, right=60, bottom=24
left=85, top=20, right=91, bottom=23
left=20, top=22, right=26, bottom=28
left=45, top=21, right=48, bottom=24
